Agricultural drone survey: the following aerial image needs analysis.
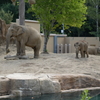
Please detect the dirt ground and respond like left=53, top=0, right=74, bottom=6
left=0, top=45, right=100, bottom=79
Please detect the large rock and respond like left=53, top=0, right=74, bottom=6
left=6, top=73, right=61, bottom=96
left=0, top=73, right=99, bottom=97
left=10, top=78, right=41, bottom=96
left=88, top=46, right=97, bottom=55
left=40, top=78, right=61, bottom=94
left=0, top=76, right=10, bottom=96
left=7, top=73, right=41, bottom=96
left=54, top=74, right=100, bottom=90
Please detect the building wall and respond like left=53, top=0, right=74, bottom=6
left=16, top=19, right=40, bottom=32
left=41, top=36, right=100, bottom=53
left=40, top=34, right=67, bottom=53
left=65, top=37, right=100, bottom=53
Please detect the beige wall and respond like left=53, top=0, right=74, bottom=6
left=16, top=19, right=40, bottom=32
left=40, top=34, right=100, bottom=53
left=65, top=37, right=100, bottom=53
left=40, top=34, right=67, bottom=52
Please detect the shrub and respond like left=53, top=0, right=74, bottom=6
left=0, top=9, right=13, bottom=24
left=0, top=3, right=19, bottom=22
left=81, top=90, right=91, bottom=100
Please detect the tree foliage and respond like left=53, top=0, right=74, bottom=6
left=0, top=9, right=13, bottom=24
left=86, top=0, right=100, bottom=37
left=0, top=3, right=19, bottom=22
left=0, top=0, right=36, bottom=22
left=29, top=0, right=87, bottom=53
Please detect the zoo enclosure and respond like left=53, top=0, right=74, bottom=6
left=1, top=19, right=100, bottom=53
left=41, top=35, right=100, bottom=53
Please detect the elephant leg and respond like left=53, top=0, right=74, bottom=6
left=83, top=51, right=85, bottom=58
left=20, top=40, right=26, bottom=56
left=76, top=51, right=79, bottom=58
left=16, top=41, right=21, bottom=56
left=86, top=51, right=89, bottom=58
left=33, top=47, right=39, bottom=58
left=80, top=51, right=84, bottom=58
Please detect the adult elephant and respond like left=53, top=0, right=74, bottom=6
left=6, top=23, right=42, bottom=58
left=74, top=41, right=89, bottom=58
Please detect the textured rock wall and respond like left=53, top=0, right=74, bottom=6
left=0, top=77, right=10, bottom=96
left=55, top=75, right=100, bottom=90
left=0, top=74, right=100, bottom=97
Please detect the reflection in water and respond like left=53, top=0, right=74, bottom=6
left=1, top=92, right=100, bottom=100
left=0, top=92, right=82, bottom=100
left=91, top=94, right=100, bottom=100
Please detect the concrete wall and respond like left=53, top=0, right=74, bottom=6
left=16, top=19, right=40, bottom=32
left=65, top=37, right=100, bottom=53
left=41, top=34, right=67, bottom=53
left=41, top=36, right=100, bottom=53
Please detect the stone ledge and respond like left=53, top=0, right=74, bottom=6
left=61, top=87, right=100, bottom=93
left=0, top=73, right=100, bottom=97
left=0, top=94, right=13, bottom=99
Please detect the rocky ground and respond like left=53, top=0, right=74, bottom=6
left=0, top=45, right=100, bottom=79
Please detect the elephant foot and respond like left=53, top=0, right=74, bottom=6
left=4, top=55, right=30, bottom=60
left=41, top=51, right=49, bottom=54
left=87, top=55, right=89, bottom=58
left=4, top=55, right=19, bottom=60
left=18, top=55, right=29, bottom=59
left=81, top=56, right=85, bottom=58
left=75, top=57, right=79, bottom=59
left=16, top=53, right=26, bottom=56
left=34, top=56, right=39, bottom=59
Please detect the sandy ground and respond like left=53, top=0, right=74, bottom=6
left=0, top=45, right=100, bottom=79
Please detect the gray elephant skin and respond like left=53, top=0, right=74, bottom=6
left=74, top=41, right=89, bottom=58
left=6, top=23, right=41, bottom=58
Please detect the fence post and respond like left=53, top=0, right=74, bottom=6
left=65, top=44, right=67, bottom=53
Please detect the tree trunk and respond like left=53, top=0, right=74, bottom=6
left=43, top=29, right=50, bottom=53
left=19, top=0, right=25, bottom=25
left=96, top=4, right=99, bottom=37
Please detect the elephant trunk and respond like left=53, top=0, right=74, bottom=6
left=6, top=33, right=12, bottom=54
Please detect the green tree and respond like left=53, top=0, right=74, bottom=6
left=0, top=0, right=11, bottom=5
left=0, top=3, right=19, bottom=22
left=86, top=0, right=100, bottom=37
left=29, top=0, right=87, bottom=53
left=0, top=9, right=13, bottom=24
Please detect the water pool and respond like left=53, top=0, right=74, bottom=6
left=91, top=94, right=100, bottom=100
left=1, top=93, right=100, bottom=100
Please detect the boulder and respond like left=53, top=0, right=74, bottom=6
left=0, top=73, right=99, bottom=97
left=10, top=78, right=41, bottom=96
left=6, top=73, right=61, bottom=96
left=0, top=76, right=10, bottom=96
left=88, top=46, right=97, bottom=55
left=54, top=74, right=100, bottom=90
left=40, top=78, right=61, bottom=94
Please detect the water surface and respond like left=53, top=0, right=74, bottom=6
left=1, top=92, right=100, bottom=100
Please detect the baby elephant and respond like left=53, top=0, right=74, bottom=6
left=74, top=41, right=89, bottom=58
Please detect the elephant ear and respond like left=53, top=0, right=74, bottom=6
left=17, top=26, right=24, bottom=36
